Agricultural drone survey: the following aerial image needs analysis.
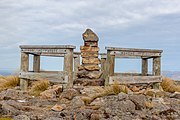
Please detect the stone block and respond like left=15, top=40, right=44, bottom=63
left=82, top=58, right=100, bottom=64
left=81, top=52, right=98, bottom=58
left=84, top=64, right=100, bottom=71
left=84, top=41, right=98, bottom=47
left=82, top=29, right=99, bottom=42
left=80, top=46, right=99, bottom=52
left=74, top=78, right=105, bottom=86
left=77, top=70, right=102, bottom=79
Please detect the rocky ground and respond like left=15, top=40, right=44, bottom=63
left=0, top=84, right=179, bottom=120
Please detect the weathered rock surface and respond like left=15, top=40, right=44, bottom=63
left=70, top=96, right=84, bottom=108
left=13, top=115, right=30, bottom=120
left=81, top=52, right=98, bottom=58
left=102, top=95, right=136, bottom=112
left=129, top=94, right=147, bottom=110
left=74, top=78, right=105, bottom=86
left=80, top=46, right=99, bottom=52
left=118, top=92, right=129, bottom=101
left=0, top=85, right=179, bottom=119
left=82, top=29, right=99, bottom=42
left=0, top=89, right=29, bottom=100
left=83, top=64, right=100, bottom=71
left=82, top=58, right=100, bottom=64
left=40, top=85, right=63, bottom=99
left=170, top=92, right=180, bottom=99
left=51, top=104, right=66, bottom=112
left=77, top=70, right=102, bottom=79
left=59, top=88, right=79, bottom=100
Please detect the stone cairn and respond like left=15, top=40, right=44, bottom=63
left=74, top=29, right=104, bottom=86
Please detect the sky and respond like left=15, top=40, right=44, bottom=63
left=0, top=0, right=180, bottom=73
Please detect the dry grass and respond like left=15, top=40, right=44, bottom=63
left=29, top=79, right=49, bottom=96
left=81, top=96, right=94, bottom=105
left=0, top=76, right=20, bottom=91
left=161, top=77, right=180, bottom=93
left=81, top=83, right=129, bottom=105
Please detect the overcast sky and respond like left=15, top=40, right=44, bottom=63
left=0, top=0, right=180, bottom=73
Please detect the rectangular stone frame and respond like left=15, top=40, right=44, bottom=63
left=19, top=45, right=76, bottom=90
left=103, top=47, right=163, bottom=86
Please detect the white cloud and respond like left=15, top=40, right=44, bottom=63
left=0, top=0, right=180, bottom=71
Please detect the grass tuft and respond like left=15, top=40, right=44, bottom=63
left=0, top=76, right=20, bottom=91
left=30, top=79, right=49, bottom=96
left=82, top=82, right=129, bottom=105
left=81, top=96, right=94, bottom=105
left=161, top=77, right=180, bottom=93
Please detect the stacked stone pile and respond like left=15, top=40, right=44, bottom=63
left=75, top=29, right=104, bottom=86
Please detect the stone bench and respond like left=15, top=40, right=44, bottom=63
left=19, top=45, right=77, bottom=90
left=103, top=47, right=163, bottom=85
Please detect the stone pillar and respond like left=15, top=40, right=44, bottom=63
left=142, top=58, right=148, bottom=76
left=74, top=29, right=104, bottom=86
left=64, top=49, right=74, bottom=88
left=152, top=57, right=161, bottom=89
left=20, top=52, right=29, bottom=91
left=153, top=57, right=161, bottom=76
left=74, top=55, right=80, bottom=80
left=105, top=50, right=115, bottom=86
left=33, top=55, right=40, bottom=72
left=100, top=57, right=106, bottom=79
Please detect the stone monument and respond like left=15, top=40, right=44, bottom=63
left=74, top=29, right=104, bottom=86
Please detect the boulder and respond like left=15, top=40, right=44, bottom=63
left=80, top=86, right=104, bottom=95
left=82, top=29, right=99, bottom=42
left=45, top=117, right=63, bottom=120
left=51, top=104, right=66, bottom=112
left=40, top=85, right=63, bottom=99
left=59, top=88, right=79, bottom=100
left=74, top=109, right=94, bottom=120
left=90, top=112, right=103, bottom=120
left=118, top=92, right=128, bottom=101
left=0, top=89, right=29, bottom=100
left=144, top=89, right=169, bottom=98
left=170, top=92, right=180, bottom=99
left=90, top=97, right=104, bottom=106
left=103, top=95, right=136, bottom=112
left=1, top=102, right=21, bottom=115
left=13, top=115, right=30, bottom=120
left=129, top=94, right=147, bottom=110
left=70, top=96, right=85, bottom=108
left=116, top=100, right=136, bottom=112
